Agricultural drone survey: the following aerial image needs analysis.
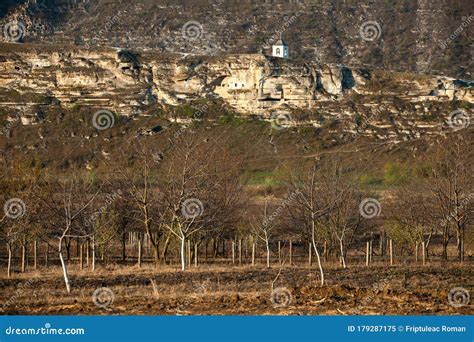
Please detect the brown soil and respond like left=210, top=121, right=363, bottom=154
left=0, top=264, right=472, bottom=315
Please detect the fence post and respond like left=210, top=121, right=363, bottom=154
left=366, top=241, right=370, bottom=266
left=422, top=241, right=426, bottom=266
left=289, top=240, right=293, bottom=265
left=278, top=241, right=281, bottom=265
left=80, top=242, right=84, bottom=270
left=238, top=239, right=242, bottom=265
left=138, top=235, right=142, bottom=268
left=34, top=240, right=38, bottom=270
left=232, top=240, right=235, bottom=265
left=415, top=242, right=418, bottom=263
left=45, top=242, right=49, bottom=267
left=389, top=239, right=393, bottom=266
left=194, top=242, right=198, bottom=267
left=251, top=242, right=256, bottom=266
left=369, top=238, right=373, bottom=263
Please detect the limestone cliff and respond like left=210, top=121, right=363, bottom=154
left=1, top=43, right=472, bottom=121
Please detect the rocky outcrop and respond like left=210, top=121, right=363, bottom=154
left=0, top=43, right=472, bottom=120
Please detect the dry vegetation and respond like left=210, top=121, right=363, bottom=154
left=1, top=263, right=472, bottom=315
left=0, top=117, right=473, bottom=315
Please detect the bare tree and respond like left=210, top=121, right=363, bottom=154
left=285, top=161, right=336, bottom=285
left=250, top=198, right=276, bottom=268
left=429, top=136, right=473, bottom=261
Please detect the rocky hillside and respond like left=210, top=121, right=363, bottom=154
left=0, top=42, right=472, bottom=144
left=0, top=0, right=472, bottom=79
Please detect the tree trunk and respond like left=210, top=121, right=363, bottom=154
left=92, top=237, right=96, bottom=272
left=137, top=235, right=142, bottom=268
left=308, top=242, right=312, bottom=266
left=33, top=240, right=38, bottom=270
left=153, top=244, right=160, bottom=267
left=265, top=239, right=270, bottom=268
left=180, top=237, right=186, bottom=271
left=65, top=238, right=71, bottom=261
left=161, top=236, right=170, bottom=264
left=456, top=229, right=464, bottom=262
left=59, top=237, right=71, bottom=294
left=340, top=239, right=346, bottom=268
left=7, top=243, right=12, bottom=278
left=312, top=242, right=324, bottom=285
left=21, top=242, right=26, bottom=273
left=122, top=232, right=127, bottom=262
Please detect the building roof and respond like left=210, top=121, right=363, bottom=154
left=274, top=39, right=288, bottom=46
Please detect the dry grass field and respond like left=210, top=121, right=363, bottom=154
left=1, top=262, right=472, bottom=316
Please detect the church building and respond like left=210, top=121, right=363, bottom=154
left=272, top=36, right=289, bottom=59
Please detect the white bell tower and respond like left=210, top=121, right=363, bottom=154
left=272, top=34, right=289, bottom=59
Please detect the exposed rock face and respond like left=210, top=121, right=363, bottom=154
left=0, top=0, right=472, bottom=79
left=0, top=43, right=472, bottom=122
